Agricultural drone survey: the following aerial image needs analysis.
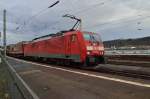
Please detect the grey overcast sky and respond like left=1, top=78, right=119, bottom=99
left=0, top=0, right=150, bottom=44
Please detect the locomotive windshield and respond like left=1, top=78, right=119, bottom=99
left=83, top=33, right=102, bottom=42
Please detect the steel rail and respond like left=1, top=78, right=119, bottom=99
left=17, top=56, right=150, bottom=80
left=6, top=55, right=150, bottom=83
left=82, top=65, right=150, bottom=80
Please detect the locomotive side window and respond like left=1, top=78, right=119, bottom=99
left=71, top=34, right=76, bottom=42
left=83, top=33, right=91, bottom=40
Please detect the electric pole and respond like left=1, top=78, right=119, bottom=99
left=0, top=32, right=1, bottom=42
left=3, top=9, right=6, bottom=57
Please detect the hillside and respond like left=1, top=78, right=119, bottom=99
left=103, top=36, right=150, bottom=49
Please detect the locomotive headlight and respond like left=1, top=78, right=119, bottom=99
left=87, top=51, right=90, bottom=55
left=93, top=43, right=96, bottom=46
left=98, top=46, right=104, bottom=50
left=87, top=46, right=93, bottom=50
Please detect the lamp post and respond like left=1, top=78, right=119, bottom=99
left=3, top=9, right=6, bottom=57
left=0, top=32, right=1, bottom=42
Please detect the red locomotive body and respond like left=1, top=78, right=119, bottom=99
left=7, top=30, right=105, bottom=65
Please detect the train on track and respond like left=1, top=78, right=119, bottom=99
left=7, top=30, right=106, bottom=66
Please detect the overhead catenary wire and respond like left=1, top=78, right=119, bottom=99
left=7, top=1, right=60, bottom=38
left=73, top=0, right=113, bottom=15
left=66, top=0, right=150, bottom=31
left=58, top=0, right=146, bottom=31
left=11, top=0, right=113, bottom=34
left=15, top=0, right=60, bottom=31
left=31, top=1, right=150, bottom=35
left=84, top=15, right=150, bottom=29
left=15, top=8, right=49, bottom=30
left=81, top=0, right=149, bottom=30
left=83, top=14, right=150, bottom=30
left=37, top=0, right=113, bottom=32
left=4, top=0, right=150, bottom=37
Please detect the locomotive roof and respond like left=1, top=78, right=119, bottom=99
left=32, top=29, right=75, bottom=41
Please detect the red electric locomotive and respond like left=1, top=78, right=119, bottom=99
left=23, top=30, right=105, bottom=66
left=7, top=15, right=106, bottom=66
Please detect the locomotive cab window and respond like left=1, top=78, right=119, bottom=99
left=83, top=33, right=91, bottom=41
left=83, top=33, right=102, bottom=43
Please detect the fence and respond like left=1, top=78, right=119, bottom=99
left=105, top=49, right=150, bottom=56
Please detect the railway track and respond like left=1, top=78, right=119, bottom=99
left=8, top=56, right=150, bottom=80
left=94, top=66, right=150, bottom=80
